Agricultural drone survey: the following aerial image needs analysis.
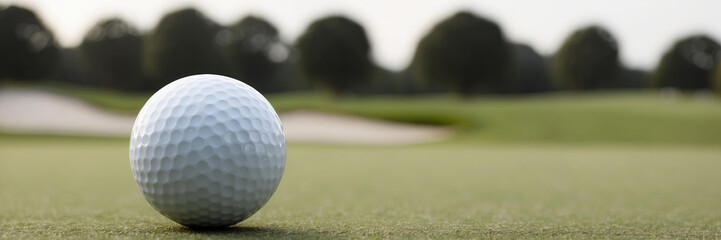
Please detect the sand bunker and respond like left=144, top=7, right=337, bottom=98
left=0, top=89, right=452, bottom=145
left=0, top=89, right=136, bottom=137
left=279, top=110, right=452, bottom=145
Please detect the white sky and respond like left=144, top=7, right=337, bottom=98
left=3, top=0, right=720, bottom=70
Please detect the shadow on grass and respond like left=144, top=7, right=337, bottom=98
left=164, top=225, right=328, bottom=238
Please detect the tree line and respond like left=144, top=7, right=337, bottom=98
left=1, top=5, right=720, bottom=97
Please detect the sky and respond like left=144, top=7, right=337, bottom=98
left=3, top=0, right=720, bottom=70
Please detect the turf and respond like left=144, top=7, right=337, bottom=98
left=5, top=82, right=721, bottom=145
left=269, top=91, right=721, bottom=145
left=2, top=138, right=721, bottom=239
left=2, top=85, right=721, bottom=238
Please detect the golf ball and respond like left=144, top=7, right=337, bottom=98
left=129, top=74, right=286, bottom=228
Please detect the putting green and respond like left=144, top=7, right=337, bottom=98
left=2, top=137, right=720, bottom=239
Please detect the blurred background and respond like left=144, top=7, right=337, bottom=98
left=2, top=0, right=721, bottom=143
left=2, top=1, right=721, bottom=238
left=1, top=0, right=720, bottom=97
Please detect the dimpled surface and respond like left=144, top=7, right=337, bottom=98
left=129, top=74, right=286, bottom=228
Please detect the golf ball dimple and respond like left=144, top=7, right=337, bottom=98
left=129, top=74, right=286, bottom=228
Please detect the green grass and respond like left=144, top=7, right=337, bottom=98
left=2, top=84, right=721, bottom=238
left=4, top=82, right=721, bottom=145
left=2, top=138, right=721, bottom=239
left=268, top=91, right=721, bottom=145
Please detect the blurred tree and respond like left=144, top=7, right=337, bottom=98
left=510, top=43, right=554, bottom=93
left=296, top=16, right=372, bottom=96
left=275, top=46, right=313, bottom=91
left=714, top=61, right=721, bottom=96
left=552, top=25, right=620, bottom=90
left=0, top=6, right=59, bottom=80
left=56, top=47, right=88, bottom=85
left=221, top=15, right=290, bottom=92
left=617, top=67, right=648, bottom=89
left=654, top=35, right=721, bottom=91
left=79, top=18, right=145, bottom=90
left=142, top=8, right=228, bottom=88
left=351, top=65, right=403, bottom=95
left=411, top=11, right=510, bottom=97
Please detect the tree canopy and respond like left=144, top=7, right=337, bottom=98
left=296, top=15, right=372, bottom=96
left=142, top=8, right=228, bottom=88
left=0, top=6, right=59, bottom=80
left=411, top=11, right=510, bottom=96
left=552, top=25, right=620, bottom=90
left=654, top=35, right=721, bottom=91
left=223, top=15, right=288, bottom=92
left=80, top=18, right=145, bottom=90
left=510, top=43, right=554, bottom=93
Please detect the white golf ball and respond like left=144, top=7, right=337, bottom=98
left=129, top=74, right=286, bottom=228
